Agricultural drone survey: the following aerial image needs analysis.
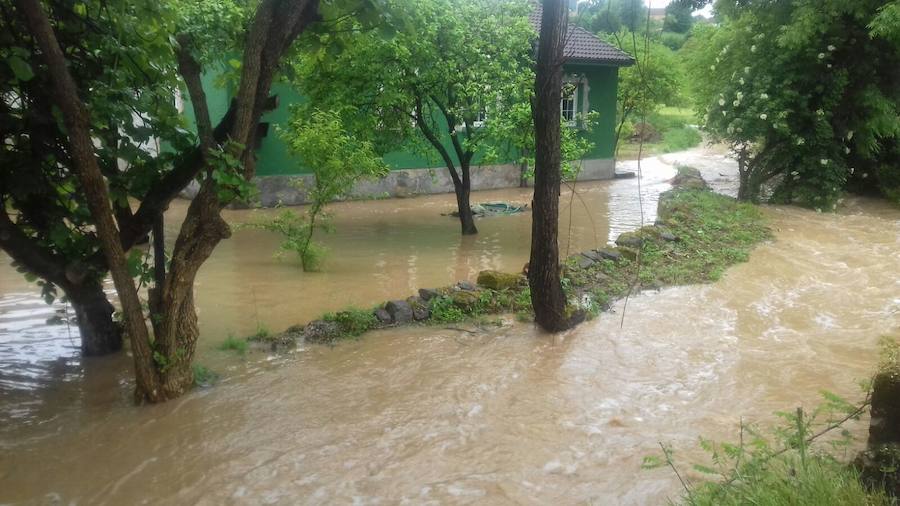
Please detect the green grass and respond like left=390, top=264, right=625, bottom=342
left=323, top=307, right=379, bottom=337
left=218, top=334, right=249, bottom=354
left=192, top=364, right=219, bottom=387
left=618, top=106, right=702, bottom=159
left=685, top=454, right=891, bottom=506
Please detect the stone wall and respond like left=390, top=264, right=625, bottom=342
left=240, top=158, right=615, bottom=207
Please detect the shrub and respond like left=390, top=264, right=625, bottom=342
left=217, top=334, right=248, bottom=354
left=324, top=307, right=378, bottom=337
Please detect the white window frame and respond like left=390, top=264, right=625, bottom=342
left=561, top=74, right=590, bottom=128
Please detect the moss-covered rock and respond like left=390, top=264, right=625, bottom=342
left=451, top=290, right=479, bottom=310
left=476, top=270, right=524, bottom=290
left=671, top=166, right=709, bottom=190
left=615, top=231, right=645, bottom=249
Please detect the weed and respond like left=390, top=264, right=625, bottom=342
left=192, top=364, right=219, bottom=387
left=218, top=334, right=248, bottom=354
left=428, top=295, right=466, bottom=323
left=324, top=307, right=378, bottom=338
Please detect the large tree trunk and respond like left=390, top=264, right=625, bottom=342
left=455, top=162, right=478, bottom=235
left=21, top=0, right=319, bottom=402
left=528, top=0, right=580, bottom=332
left=68, top=281, right=122, bottom=356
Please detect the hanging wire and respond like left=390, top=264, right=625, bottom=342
left=619, top=0, right=653, bottom=329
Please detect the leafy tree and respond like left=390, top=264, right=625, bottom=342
left=289, top=0, right=535, bottom=235
left=683, top=0, right=900, bottom=206
left=574, top=0, right=649, bottom=34
left=247, top=109, right=388, bottom=271
left=605, top=31, right=684, bottom=150
left=7, top=0, right=332, bottom=402
left=663, top=2, right=694, bottom=33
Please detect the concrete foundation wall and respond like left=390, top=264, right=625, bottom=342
left=201, top=159, right=615, bottom=207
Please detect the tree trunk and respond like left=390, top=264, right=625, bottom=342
left=455, top=162, right=478, bottom=235
left=68, top=281, right=122, bottom=356
left=528, top=0, right=580, bottom=332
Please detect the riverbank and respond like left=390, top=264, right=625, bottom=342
left=244, top=167, right=770, bottom=351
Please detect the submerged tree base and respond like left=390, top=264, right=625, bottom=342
left=247, top=167, right=771, bottom=347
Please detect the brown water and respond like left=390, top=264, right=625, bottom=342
left=2, top=148, right=899, bottom=504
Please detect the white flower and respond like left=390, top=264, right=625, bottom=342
left=716, top=57, right=721, bottom=63
left=816, top=109, right=825, bottom=116
left=727, top=126, right=735, bottom=134
left=733, top=100, right=740, bottom=107
left=827, top=64, right=833, bottom=69
left=722, top=110, right=728, bottom=117
left=796, top=138, right=805, bottom=145
left=739, top=77, right=745, bottom=85
left=719, top=98, right=726, bottom=106
left=844, top=146, right=850, bottom=154
left=710, top=65, right=716, bottom=71
left=760, top=93, right=769, bottom=100
left=744, top=66, right=751, bottom=74
left=751, top=45, right=757, bottom=53
left=737, top=127, right=743, bottom=133
left=818, top=52, right=826, bottom=59
left=849, top=167, right=855, bottom=174
left=759, top=113, right=768, bottom=120
left=846, top=130, right=854, bottom=140
left=791, top=171, right=800, bottom=176
left=736, top=91, right=744, bottom=99
left=820, top=159, right=829, bottom=166
left=862, top=172, right=868, bottom=179
left=828, top=45, right=836, bottom=51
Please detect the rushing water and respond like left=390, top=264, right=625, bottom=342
left=1, top=147, right=899, bottom=504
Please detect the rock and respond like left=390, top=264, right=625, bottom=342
left=457, top=280, right=477, bottom=291
left=869, top=371, right=900, bottom=447
left=659, top=230, right=678, bottom=242
left=451, top=290, right=479, bottom=310
left=619, top=247, right=639, bottom=261
left=302, top=320, right=342, bottom=344
left=656, top=189, right=678, bottom=223
left=385, top=300, right=414, bottom=324
left=581, top=250, right=603, bottom=262
left=476, top=270, right=523, bottom=290
left=614, top=171, right=636, bottom=179
left=418, top=288, right=440, bottom=301
left=596, top=249, right=622, bottom=262
left=406, top=296, right=430, bottom=321
left=576, top=256, right=595, bottom=269
left=615, top=231, right=644, bottom=249
left=671, top=166, right=709, bottom=190
left=374, top=308, right=392, bottom=324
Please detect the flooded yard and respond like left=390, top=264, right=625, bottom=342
left=2, top=148, right=899, bottom=504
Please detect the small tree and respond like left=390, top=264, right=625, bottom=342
left=683, top=0, right=900, bottom=206
left=290, top=0, right=535, bottom=235
left=11, top=0, right=329, bottom=402
left=605, top=31, right=684, bottom=151
left=248, top=110, right=388, bottom=270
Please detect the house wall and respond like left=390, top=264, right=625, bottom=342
left=186, top=64, right=622, bottom=205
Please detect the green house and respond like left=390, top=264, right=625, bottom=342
left=195, top=11, right=633, bottom=206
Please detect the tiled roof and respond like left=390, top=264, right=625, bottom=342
left=528, top=5, right=635, bottom=66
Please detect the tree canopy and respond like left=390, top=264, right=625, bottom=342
left=682, top=0, right=900, bottom=206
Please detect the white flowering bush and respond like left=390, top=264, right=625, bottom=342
left=682, top=0, right=900, bottom=207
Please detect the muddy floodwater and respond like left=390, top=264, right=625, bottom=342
left=2, top=147, right=899, bottom=504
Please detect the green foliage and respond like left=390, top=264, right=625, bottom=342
left=290, top=0, right=536, bottom=202
left=428, top=295, right=467, bottom=323
left=217, top=334, right=248, bottom=354
left=682, top=0, right=900, bottom=207
left=192, top=364, right=219, bottom=387
left=323, top=307, right=378, bottom=338
left=663, top=2, right=695, bottom=34
left=648, top=392, right=889, bottom=505
left=575, top=0, right=649, bottom=34
left=662, top=126, right=703, bottom=153
left=246, top=109, right=388, bottom=271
